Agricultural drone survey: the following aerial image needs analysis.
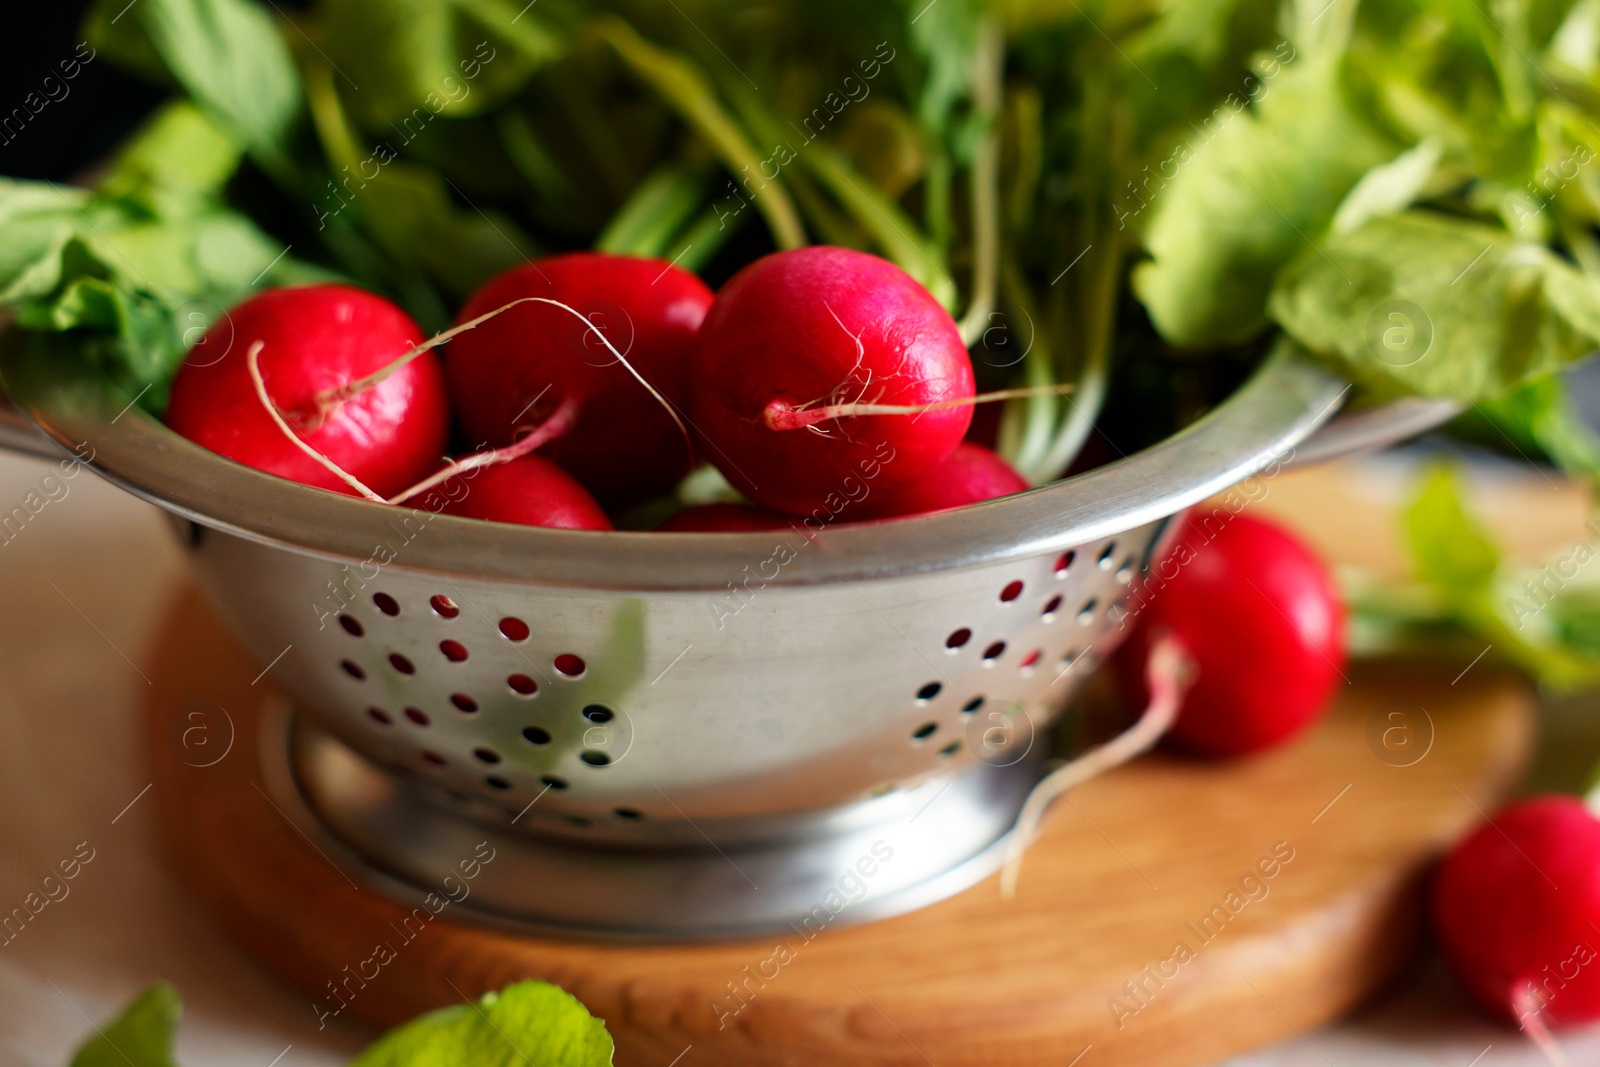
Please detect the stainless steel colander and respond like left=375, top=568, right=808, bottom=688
left=0, top=349, right=1450, bottom=938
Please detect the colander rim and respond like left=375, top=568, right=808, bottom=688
left=8, top=348, right=1363, bottom=591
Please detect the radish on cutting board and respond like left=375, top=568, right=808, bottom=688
left=1433, top=794, right=1600, bottom=1057
left=164, top=285, right=449, bottom=499
left=1113, top=511, right=1346, bottom=757
left=1004, top=511, right=1346, bottom=894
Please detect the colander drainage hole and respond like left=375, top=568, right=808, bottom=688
left=450, top=693, right=478, bottom=713
left=582, top=704, right=614, bottom=723
left=938, top=740, right=962, bottom=757
left=340, top=659, right=366, bottom=680
left=522, top=726, right=552, bottom=746
left=565, top=815, right=591, bottom=827
left=915, top=682, right=942, bottom=703
left=982, top=641, right=1007, bottom=664
left=373, top=592, right=400, bottom=616
left=367, top=707, right=392, bottom=725
left=540, top=775, right=568, bottom=790
left=430, top=594, right=460, bottom=618
left=554, top=654, right=586, bottom=678
left=945, top=628, right=972, bottom=650
left=1054, top=551, right=1076, bottom=576
left=1000, top=580, right=1024, bottom=603
left=338, top=615, right=364, bottom=637
left=1041, top=595, right=1063, bottom=619
left=404, top=708, right=430, bottom=726
left=485, top=776, right=511, bottom=791
left=389, top=653, right=416, bottom=675
left=614, top=808, right=643, bottom=820
left=473, top=747, right=501, bottom=764
left=1019, top=650, right=1042, bottom=673
left=508, top=674, right=538, bottom=696
left=421, top=750, right=446, bottom=766
left=1098, top=543, right=1118, bottom=569
left=1117, top=556, right=1137, bottom=584
left=911, top=722, right=938, bottom=741
left=440, top=639, right=469, bottom=663
left=500, top=617, right=531, bottom=641
left=961, top=695, right=985, bottom=715
left=1077, top=599, right=1100, bottom=625
left=580, top=750, right=612, bottom=767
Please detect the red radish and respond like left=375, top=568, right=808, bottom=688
left=659, top=503, right=794, bottom=532
left=1113, top=512, right=1345, bottom=757
left=855, top=442, right=1028, bottom=519
left=1003, top=513, right=1343, bottom=897
left=1434, top=796, right=1600, bottom=1032
left=165, top=285, right=448, bottom=499
left=445, top=253, right=713, bottom=505
left=434, top=455, right=611, bottom=531
left=690, top=246, right=975, bottom=516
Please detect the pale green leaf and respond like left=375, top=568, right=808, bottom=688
left=1330, top=138, right=1444, bottom=237
left=349, top=981, right=613, bottom=1067
left=70, top=983, right=181, bottom=1067
left=1131, top=54, right=1394, bottom=347
left=1268, top=211, right=1600, bottom=400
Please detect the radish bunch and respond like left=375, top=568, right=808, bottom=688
left=165, top=248, right=1029, bottom=530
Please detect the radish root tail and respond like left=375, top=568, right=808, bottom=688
left=310, top=297, right=694, bottom=461
left=245, top=341, right=387, bottom=504
left=1513, top=981, right=1573, bottom=1067
left=387, top=398, right=579, bottom=506
left=999, top=633, right=1192, bottom=899
left=764, top=383, right=1075, bottom=432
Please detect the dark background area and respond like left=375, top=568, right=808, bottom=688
left=0, top=3, right=162, bottom=181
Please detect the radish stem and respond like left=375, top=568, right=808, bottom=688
left=763, top=383, right=1073, bottom=431
left=1000, top=633, right=1192, bottom=898
left=957, top=16, right=1004, bottom=347
left=244, top=341, right=387, bottom=504
left=596, top=18, right=807, bottom=251
left=312, top=296, right=695, bottom=461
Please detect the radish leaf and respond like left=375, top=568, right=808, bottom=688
left=1269, top=211, right=1600, bottom=401
left=88, top=0, right=304, bottom=180
left=69, top=983, right=181, bottom=1067
left=1131, top=53, right=1394, bottom=347
left=318, top=0, right=562, bottom=126
left=348, top=981, right=613, bottom=1067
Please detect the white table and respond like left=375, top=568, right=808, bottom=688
left=0, top=448, right=1593, bottom=1067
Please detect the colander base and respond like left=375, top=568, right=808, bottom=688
left=269, top=703, right=1047, bottom=940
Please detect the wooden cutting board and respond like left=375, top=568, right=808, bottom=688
left=145, top=585, right=1531, bottom=1067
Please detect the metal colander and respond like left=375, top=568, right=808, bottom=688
left=0, top=350, right=1448, bottom=938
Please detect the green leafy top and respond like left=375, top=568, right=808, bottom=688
left=69, top=984, right=181, bottom=1067
left=9, top=0, right=1600, bottom=478
left=351, top=982, right=614, bottom=1067
left=68, top=981, right=614, bottom=1067
left=1346, top=462, right=1600, bottom=691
